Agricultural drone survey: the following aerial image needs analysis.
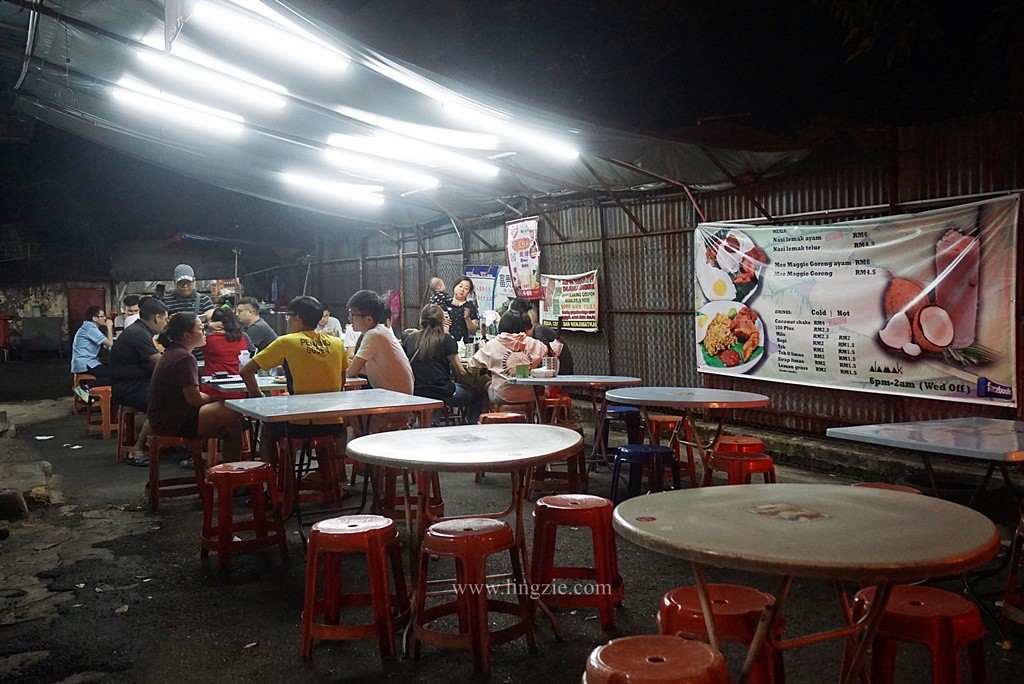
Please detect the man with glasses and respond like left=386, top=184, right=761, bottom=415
left=345, top=290, right=414, bottom=432
left=71, top=305, right=114, bottom=398
left=235, top=296, right=277, bottom=352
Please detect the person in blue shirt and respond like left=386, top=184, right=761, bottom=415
left=71, top=305, right=114, bottom=397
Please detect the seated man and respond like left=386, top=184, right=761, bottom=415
left=71, top=305, right=114, bottom=397
left=235, top=296, right=277, bottom=352
left=239, top=296, right=348, bottom=462
left=113, top=295, right=141, bottom=339
left=147, top=313, right=242, bottom=464
left=108, top=297, right=170, bottom=463
left=346, top=290, right=414, bottom=432
left=315, top=305, right=343, bottom=337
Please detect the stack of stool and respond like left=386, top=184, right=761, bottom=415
left=610, top=444, right=680, bottom=502
left=201, top=461, right=288, bottom=571
left=301, top=515, right=408, bottom=659
left=412, top=518, right=534, bottom=673
left=146, top=435, right=205, bottom=512
left=116, top=405, right=139, bottom=462
left=83, top=386, right=116, bottom=440
left=475, top=411, right=528, bottom=484
left=643, top=413, right=698, bottom=488
left=853, top=584, right=987, bottom=683
left=592, top=404, right=643, bottom=466
left=659, top=583, right=785, bottom=684
left=531, top=494, right=623, bottom=628
left=583, top=635, right=729, bottom=684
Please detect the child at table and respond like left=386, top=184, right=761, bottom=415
left=469, top=309, right=548, bottom=408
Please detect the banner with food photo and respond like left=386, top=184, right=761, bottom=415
left=694, top=195, right=1019, bottom=406
left=539, top=270, right=599, bottom=332
left=505, top=216, right=542, bottom=299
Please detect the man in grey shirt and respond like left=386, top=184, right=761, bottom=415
left=235, top=296, right=278, bottom=351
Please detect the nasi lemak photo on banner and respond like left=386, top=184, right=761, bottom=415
left=505, top=216, right=541, bottom=299
left=693, top=195, right=1019, bottom=406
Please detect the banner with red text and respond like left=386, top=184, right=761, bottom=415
left=505, top=217, right=541, bottom=299
left=694, top=195, right=1019, bottom=405
left=540, top=270, right=599, bottom=332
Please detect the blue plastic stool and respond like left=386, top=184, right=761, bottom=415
left=610, top=444, right=680, bottom=502
left=592, top=405, right=643, bottom=466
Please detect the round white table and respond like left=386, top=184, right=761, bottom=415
left=614, top=484, right=1001, bottom=684
left=605, top=386, right=769, bottom=481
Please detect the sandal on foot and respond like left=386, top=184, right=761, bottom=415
left=127, top=454, right=150, bottom=467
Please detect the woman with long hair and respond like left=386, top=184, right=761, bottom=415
left=203, top=306, right=254, bottom=374
left=404, top=304, right=482, bottom=424
left=445, top=276, right=479, bottom=343
left=146, top=312, right=242, bottom=463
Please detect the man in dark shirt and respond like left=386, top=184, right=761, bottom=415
left=108, top=297, right=169, bottom=461
left=160, top=264, right=215, bottom=362
left=235, top=296, right=278, bottom=351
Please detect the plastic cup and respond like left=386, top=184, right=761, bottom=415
left=515, top=364, right=530, bottom=378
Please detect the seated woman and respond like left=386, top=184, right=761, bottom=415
left=469, top=309, right=548, bottom=408
left=508, top=297, right=574, bottom=374
left=403, top=305, right=483, bottom=424
left=203, top=306, right=254, bottom=399
left=146, top=312, right=243, bottom=465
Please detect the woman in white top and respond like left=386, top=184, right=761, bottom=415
left=469, top=309, right=547, bottom=406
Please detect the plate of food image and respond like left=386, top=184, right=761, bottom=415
left=697, top=229, right=769, bottom=304
left=695, top=300, right=766, bottom=374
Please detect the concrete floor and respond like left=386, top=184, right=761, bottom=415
left=1, top=357, right=1023, bottom=682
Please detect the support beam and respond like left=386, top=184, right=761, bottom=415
left=579, top=157, right=648, bottom=234
left=600, top=157, right=707, bottom=223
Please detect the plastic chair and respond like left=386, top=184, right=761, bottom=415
left=703, top=452, right=777, bottom=487
left=659, top=583, right=785, bottom=684
left=200, top=461, right=288, bottom=571
left=583, top=635, right=730, bottom=684
left=146, top=435, right=205, bottom=512
left=301, top=515, right=408, bottom=660
left=412, top=518, right=534, bottom=673
left=83, top=386, right=116, bottom=440
left=610, top=444, right=680, bottom=502
left=531, top=494, right=624, bottom=627
left=853, top=584, right=987, bottom=684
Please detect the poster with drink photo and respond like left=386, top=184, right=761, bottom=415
left=694, top=195, right=1019, bottom=406
left=505, top=216, right=542, bottom=299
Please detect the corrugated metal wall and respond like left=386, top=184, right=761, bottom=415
left=311, top=109, right=1023, bottom=436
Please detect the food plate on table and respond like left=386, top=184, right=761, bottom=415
left=695, top=300, right=765, bottom=374
left=271, top=376, right=288, bottom=384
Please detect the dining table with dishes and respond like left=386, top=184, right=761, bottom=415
left=613, top=483, right=1002, bottom=684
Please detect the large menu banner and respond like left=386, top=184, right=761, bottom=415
left=694, top=195, right=1019, bottom=406
left=505, top=216, right=542, bottom=299
left=539, top=270, right=599, bottom=332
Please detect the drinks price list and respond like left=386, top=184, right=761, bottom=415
left=694, top=196, right=1018, bottom=406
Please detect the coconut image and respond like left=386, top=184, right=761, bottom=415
left=911, top=305, right=954, bottom=353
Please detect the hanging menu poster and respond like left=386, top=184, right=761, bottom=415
left=694, top=195, right=1019, bottom=406
left=539, top=270, right=599, bottom=332
left=505, top=216, right=542, bottom=299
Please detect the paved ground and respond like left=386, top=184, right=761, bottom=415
left=1, top=358, right=1023, bottom=682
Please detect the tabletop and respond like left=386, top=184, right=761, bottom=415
left=613, top=483, right=1000, bottom=583
left=827, top=417, right=1024, bottom=463
left=203, top=374, right=367, bottom=392
left=508, top=374, right=642, bottom=388
left=347, top=423, right=583, bottom=472
left=225, top=388, right=441, bottom=423
left=605, top=386, right=770, bottom=410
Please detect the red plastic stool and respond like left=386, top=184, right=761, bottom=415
left=531, top=494, right=624, bottom=628
left=475, top=412, right=528, bottom=483
left=853, top=584, right=987, bottom=684
left=658, top=584, right=785, bottom=684
left=146, top=435, right=205, bottom=512
left=72, top=373, right=96, bottom=414
left=851, top=482, right=922, bottom=494
left=716, top=435, right=766, bottom=454
left=538, top=395, right=574, bottom=423
left=412, top=518, right=534, bottom=673
left=301, top=514, right=409, bottom=659
left=201, top=461, right=288, bottom=571
left=489, top=403, right=535, bottom=422
left=584, top=635, right=730, bottom=684
left=645, top=413, right=698, bottom=488
left=371, top=466, right=444, bottom=526
left=276, top=435, right=348, bottom=519
left=530, top=421, right=588, bottom=495
left=1001, top=515, right=1024, bottom=631
left=116, top=405, right=139, bottom=463
left=83, top=386, right=116, bottom=440
left=703, top=452, right=777, bottom=486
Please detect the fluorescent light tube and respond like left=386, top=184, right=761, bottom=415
left=324, top=148, right=439, bottom=190
left=113, top=78, right=245, bottom=135
left=282, top=173, right=385, bottom=206
left=136, top=51, right=286, bottom=109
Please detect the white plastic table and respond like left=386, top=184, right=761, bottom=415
left=604, top=386, right=769, bottom=478
left=202, top=374, right=367, bottom=393
left=614, top=484, right=1000, bottom=684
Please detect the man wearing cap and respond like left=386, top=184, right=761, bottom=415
left=161, top=264, right=215, bottom=361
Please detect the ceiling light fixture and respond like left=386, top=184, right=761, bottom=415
left=324, top=148, right=439, bottom=190
left=136, top=51, right=286, bottom=109
left=191, top=2, right=348, bottom=72
left=333, top=105, right=499, bottom=150
left=282, top=173, right=385, bottom=206
left=327, top=132, right=499, bottom=178
left=112, top=78, right=245, bottom=135
left=442, top=99, right=580, bottom=160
